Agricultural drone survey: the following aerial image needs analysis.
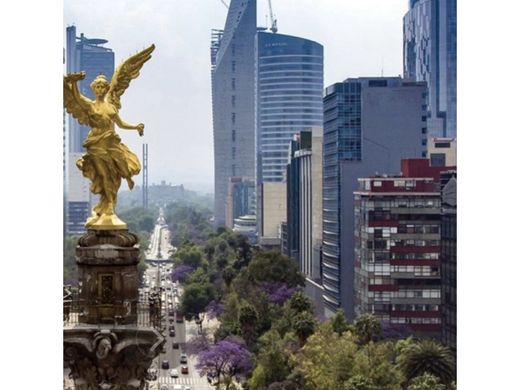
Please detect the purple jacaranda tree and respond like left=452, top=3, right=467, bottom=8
left=195, top=338, right=253, bottom=389
left=205, top=300, right=226, bottom=320
left=259, top=281, right=298, bottom=305
left=185, top=333, right=211, bottom=355
left=170, top=264, right=193, bottom=283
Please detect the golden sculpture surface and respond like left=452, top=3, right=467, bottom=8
left=64, top=44, right=155, bottom=230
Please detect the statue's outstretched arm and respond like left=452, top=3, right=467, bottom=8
left=114, top=113, right=144, bottom=136
left=63, top=72, right=91, bottom=125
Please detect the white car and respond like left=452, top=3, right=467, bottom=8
left=169, top=368, right=179, bottom=378
left=173, top=385, right=183, bottom=390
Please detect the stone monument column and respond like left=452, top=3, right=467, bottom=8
left=64, top=229, right=165, bottom=390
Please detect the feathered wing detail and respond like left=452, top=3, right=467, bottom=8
left=63, top=78, right=92, bottom=125
left=108, top=44, right=155, bottom=109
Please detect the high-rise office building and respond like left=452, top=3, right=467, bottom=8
left=285, top=128, right=322, bottom=280
left=255, top=31, right=323, bottom=240
left=353, top=169, right=442, bottom=338
left=65, top=26, right=114, bottom=235
left=441, top=175, right=456, bottom=352
left=211, top=0, right=257, bottom=228
left=322, top=77, right=427, bottom=318
left=404, top=0, right=457, bottom=138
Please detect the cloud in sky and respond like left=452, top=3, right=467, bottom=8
left=64, top=0, right=407, bottom=194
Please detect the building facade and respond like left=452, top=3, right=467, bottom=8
left=353, top=175, right=442, bottom=338
left=225, top=176, right=256, bottom=228
left=441, top=175, right=456, bottom=352
left=322, top=77, right=427, bottom=318
left=211, top=0, right=257, bottom=228
left=404, top=0, right=457, bottom=138
left=285, top=128, right=322, bottom=280
left=255, top=31, right=323, bottom=239
left=427, top=137, right=457, bottom=167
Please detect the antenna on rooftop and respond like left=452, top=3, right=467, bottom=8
left=268, top=0, right=278, bottom=33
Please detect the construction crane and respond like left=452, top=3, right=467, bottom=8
left=267, top=0, right=278, bottom=33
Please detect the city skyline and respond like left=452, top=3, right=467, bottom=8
left=64, top=0, right=409, bottom=193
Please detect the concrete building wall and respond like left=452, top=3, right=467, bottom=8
left=427, top=137, right=457, bottom=167
left=261, top=182, right=287, bottom=240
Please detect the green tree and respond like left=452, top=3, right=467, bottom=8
left=246, top=251, right=305, bottom=287
left=354, top=314, right=382, bottom=344
left=239, top=303, right=259, bottom=346
left=293, top=311, right=316, bottom=346
left=174, top=244, right=205, bottom=269
left=180, top=283, right=214, bottom=320
left=343, top=375, right=377, bottom=390
left=398, top=339, right=455, bottom=387
left=407, top=372, right=446, bottom=390
left=288, top=291, right=313, bottom=313
left=331, top=309, right=353, bottom=336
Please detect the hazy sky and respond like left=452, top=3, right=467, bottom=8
left=64, top=0, right=408, bottom=194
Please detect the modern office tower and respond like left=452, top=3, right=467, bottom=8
left=441, top=175, right=456, bottom=352
left=353, top=168, right=442, bottom=338
left=427, top=137, right=457, bottom=167
left=211, top=0, right=257, bottom=228
left=285, top=128, right=323, bottom=280
left=255, top=31, right=323, bottom=239
left=322, top=77, right=427, bottom=319
left=404, top=0, right=457, bottom=138
left=67, top=152, right=90, bottom=235
left=65, top=26, right=115, bottom=235
left=225, top=177, right=256, bottom=228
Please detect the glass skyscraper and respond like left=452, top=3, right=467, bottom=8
left=255, top=31, right=323, bottom=183
left=404, top=0, right=457, bottom=138
left=322, top=77, right=427, bottom=318
left=211, top=0, right=257, bottom=228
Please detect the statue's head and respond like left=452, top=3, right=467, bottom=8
left=90, top=74, right=110, bottom=97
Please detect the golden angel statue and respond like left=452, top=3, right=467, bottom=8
left=64, top=44, right=155, bottom=230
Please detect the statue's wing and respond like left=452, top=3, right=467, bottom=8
left=108, top=44, right=155, bottom=109
left=63, top=78, right=91, bottom=126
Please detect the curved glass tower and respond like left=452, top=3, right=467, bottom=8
left=255, top=32, right=323, bottom=184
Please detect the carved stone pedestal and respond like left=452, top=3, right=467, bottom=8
left=64, top=229, right=165, bottom=389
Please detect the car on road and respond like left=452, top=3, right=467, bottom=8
left=180, top=353, right=188, bottom=364
left=169, top=368, right=179, bottom=378
left=172, top=385, right=183, bottom=390
left=160, top=385, right=169, bottom=390
left=181, top=365, right=189, bottom=374
left=161, top=360, right=169, bottom=369
left=169, top=330, right=176, bottom=337
left=176, top=312, right=184, bottom=323
left=172, top=342, right=179, bottom=349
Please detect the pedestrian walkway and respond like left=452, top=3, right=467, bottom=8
left=158, top=375, right=209, bottom=386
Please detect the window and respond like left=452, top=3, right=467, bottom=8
left=231, top=78, right=236, bottom=90
left=232, top=129, right=236, bottom=142
left=373, top=181, right=382, bottom=187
